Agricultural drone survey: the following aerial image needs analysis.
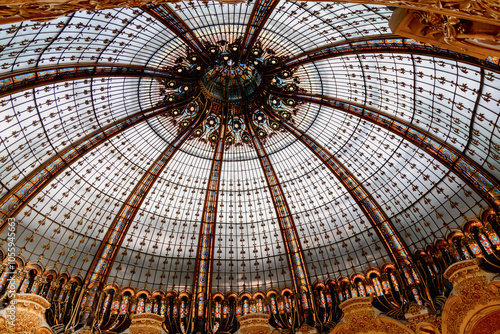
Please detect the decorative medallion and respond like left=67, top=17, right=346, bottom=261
left=157, top=40, right=304, bottom=149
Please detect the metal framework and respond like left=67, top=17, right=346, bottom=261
left=285, top=92, right=500, bottom=213
left=193, top=106, right=225, bottom=319
left=240, top=0, right=280, bottom=61
left=0, top=63, right=189, bottom=98
left=265, top=35, right=500, bottom=75
left=245, top=116, right=313, bottom=310
left=86, top=110, right=206, bottom=285
left=0, top=97, right=196, bottom=233
left=261, top=107, right=412, bottom=265
left=143, top=3, right=210, bottom=63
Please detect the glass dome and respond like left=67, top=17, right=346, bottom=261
left=0, top=0, right=499, bottom=304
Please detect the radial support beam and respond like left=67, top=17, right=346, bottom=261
left=245, top=117, right=313, bottom=310
left=262, top=108, right=411, bottom=265
left=265, top=35, right=500, bottom=75
left=143, top=4, right=210, bottom=63
left=285, top=92, right=500, bottom=213
left=0, top=63, right=195, bottom=98
left=240, top=0, right=279, bottom=60
left=0, top=95, right=197, bottom=233
left=86, top=111, right=206, bottom=286
left=193, top=105, right=225, bottom=319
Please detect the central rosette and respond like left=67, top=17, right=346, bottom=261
left=158, top=41, right=302, bottom=149
left=200, top=57, right=262, bottom=104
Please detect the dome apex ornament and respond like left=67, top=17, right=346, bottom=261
left=158, top=39, right=303, bottom=149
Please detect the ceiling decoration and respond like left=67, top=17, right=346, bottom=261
left=0, top=0, right=500, bottom=333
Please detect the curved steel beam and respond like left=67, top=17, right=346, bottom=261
left=261, top=107, right=411, bottom=265
left=0, top=95, right=197, bottom=233
left=265, top=35, right=500, bottom=75
left=244, top=115, right=313, bottom=310
left=143, top=4, right=210, bottom=64
left=193, top=104, right=226, bottom=319
left=0, top=63, right=190, bottom=98
left=240, top=0, right=280, bottom=61
left=86, top=109, right=207, bottom=286
left=281, top=91, right=500, bottom=213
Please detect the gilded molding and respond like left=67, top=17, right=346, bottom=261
left=0, top=0, right=161, bottom=23
left=0, top=293, right=52, bottom=334
left=330, top=297, right=416, bottom=334
left=390, top=7, right=500, bottom=59
left=238, top=313, right=271, bottom=334
left=442, top=259, right=500, bottom=334
left=129, top=313, right=166, bottom=334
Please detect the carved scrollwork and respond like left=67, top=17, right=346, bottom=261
left=238, top=313, right=271, bottom=334
left=0, top=293, right=52, bottom=334
left=128, top=313, right=165, bottom=334
left=441, top=260, right=500, bottom=334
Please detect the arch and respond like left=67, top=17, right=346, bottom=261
left=226, top=292, right=238, bottom=300
left=121, top=287, right=136, bottom=296
left=381, top=263, right=397, bottom=273
left=212, top=292, right=225, bottom=300
left=464, top=221, right=483, bottom=233
left=104, top=284, right=119, bottom=293
left=42, top=267, right=58, bottom=275
left=447, top=231, right=465, bottom=244
left=23, top=262, right=44, bottom=274
left=178, top=291, right=191, bottom=300
left=252, top=291, right=266, bottom=300
left=465, top=305, right=500, bottom=334
left=338, top=277, right=350, bottom=285
left=366, top=268, right=382, bottom=278
left=136, top=289, right=152, bottom=298
left=68, top=276, right=83, bottom=285
left=280, top=288, right=293, bottom=296
left=239, top=292, right=252, bottom=300
left=165, top=291, right=177, bottom=299
left=313, top=282, right=326, bottom=290
left=266, top=289, right=280, bottom=298
left=482, top=209, right=497, bottom=224
left=152, top=291, right=165, bottom=299
left=350, top=273, right=365, bottom=284
left=426, top=245, right=438, bottom=256
left=436, top=240, right=449, bottom=250
left=414, top=250, right=427, bottom=259
left=56, top=273, right=70, bottom=282
left=326, top=279, right=337, bottom=288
